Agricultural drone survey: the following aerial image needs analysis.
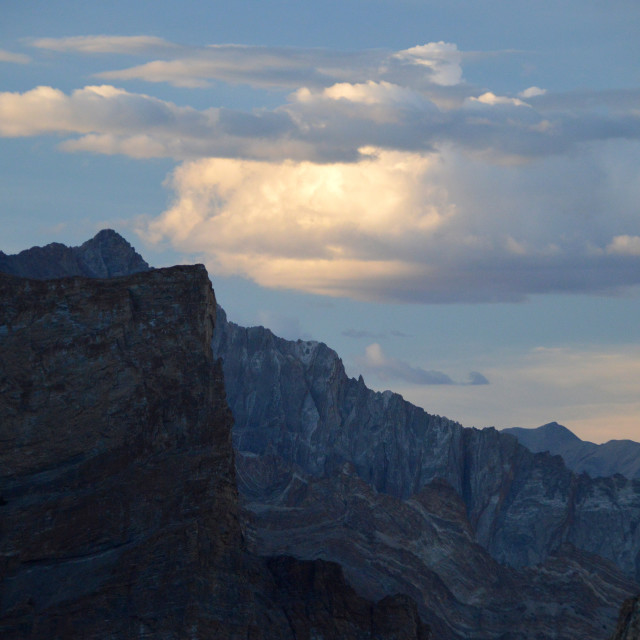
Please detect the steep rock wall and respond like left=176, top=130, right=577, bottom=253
left=0, top=267, right=427, bottom=640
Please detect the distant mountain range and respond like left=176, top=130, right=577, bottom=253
left=503, top=422, right=640, bottom=480
left=2, top=230, right=640, bottom=639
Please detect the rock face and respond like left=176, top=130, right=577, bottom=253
left=504, top=422, right=640, bottom=480
left=611, top=595, right=640, bottom=640
left=213, top=306, right=640, bottom=638
left=0, top=267, right=428, bottom=639
left=0, top=229, right=150, bottom=279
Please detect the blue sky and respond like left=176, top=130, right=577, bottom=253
left=2, top=0, right=640, bottom=442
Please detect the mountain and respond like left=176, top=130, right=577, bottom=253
left=503, top=423, right=640, bottom=480
left=213, top=305, right=640, bottom=638
left=0, top=229, right=150, bottom=279
left=0, top=266, right=427, bottom=639
left=3, top=230, right=640, bottom=638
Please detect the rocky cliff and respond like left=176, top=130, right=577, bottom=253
left=0, top=267, right=428, bottom=639
left=213, top=305, right=640, bottom=638
left=504, top=423, right=640, bottom=480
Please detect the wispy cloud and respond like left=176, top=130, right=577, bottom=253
left=355, top=343, right=489, bottom=386
left=342, top=328, right=411, bottom=339
left=31, top=35, right=179, bottom=55
left=0, top=49, right=30, bottom=64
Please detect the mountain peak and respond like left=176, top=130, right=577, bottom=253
left=0, top=229, right=150, bottom=279
left=76, top=229, right=150, bottom=278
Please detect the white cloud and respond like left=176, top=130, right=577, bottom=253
left=0, top=85, right=214, bottom=142
left=519, top=86, right=547, bottom=99
left=468, top=92, right=528, bottom=107
left=140, top=140, right=640, bottom=303
left=0, top=49, right=30, bottom=64
left=6, top=39, right=640, bottom=304
left=607, top=235, right=640, bottom=256
left=391, top=42, right=463, bottom=86
left=31, top=35, right=178, bottom=55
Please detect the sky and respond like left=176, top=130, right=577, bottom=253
left=2, top=0, right=640, bottom=443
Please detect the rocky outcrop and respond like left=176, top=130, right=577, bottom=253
left=611, top=595, right=640, bottom=640
left=504, top=422, right=640, bottom=480
left=0, top=267, right=428, bottom=639
left=213, top=306, right=640, bottom=638
left=0, top=229, right=149, bottom=279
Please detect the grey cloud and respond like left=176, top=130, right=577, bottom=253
left=343, top=329, right=386, bottom=339
left=342, top=329, right=411, bottom=339
left=357, top=344, right=489, bottom=386
left=467, top=371, right=490, bottom=385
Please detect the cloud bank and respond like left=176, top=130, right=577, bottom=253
left=4, top=37, right=640, bottom=303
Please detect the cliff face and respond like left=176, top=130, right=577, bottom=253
left=0, top=267, right=427, bottom=640
left=213, top=305, right=640, bottom=639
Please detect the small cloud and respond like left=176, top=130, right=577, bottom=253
left=519, top=86, right=547, bottom=99
left=31, top=35, right=178, bottom=55
left=390, top=329, right=412, bottom=338
left=0, top=49, right=30, bottom=64
left=392, top=42, right=463, bottom=86
left=356, top=343, right=490, bottom=387
left=606, top=235, right=640, bottom=256
left=342, top=329, right=385, bottom=339
left=342, top=328, right=411, bottom=339
left=468, top=92, right=528, bottom=107
left=358, top=343, right=456, bottom=385
left=467, top=371, right=490, bottom=385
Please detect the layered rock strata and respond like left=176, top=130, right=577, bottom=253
left=0, top=267, right=427, bottom=639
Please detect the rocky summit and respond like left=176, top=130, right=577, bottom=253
left=0, top=266, right=427, bottom=639
left=0, top=229, right=150, bottom=280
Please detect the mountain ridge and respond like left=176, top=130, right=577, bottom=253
left=3, top=230, right=640, bottom=639
left=504, top=422, right=640, bottom=480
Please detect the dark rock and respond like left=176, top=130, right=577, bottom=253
left=611, top=594, right=640, bottom=640
left=0, top=229, right=149, bottom=279
left=0, top=267, right=427, bottom=639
